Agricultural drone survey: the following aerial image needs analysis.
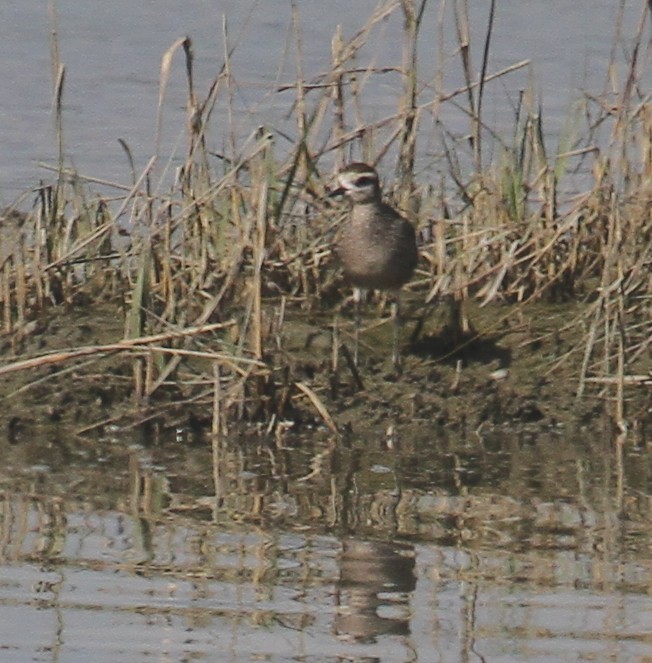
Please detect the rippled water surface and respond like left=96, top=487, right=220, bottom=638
left=2, top=425, right=651, bottom=662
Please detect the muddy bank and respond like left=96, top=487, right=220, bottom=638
left=0, top=294, right=648, bottom=444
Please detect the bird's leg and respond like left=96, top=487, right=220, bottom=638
left=391, top=291, right=402, bottom=371
left=353, top=287, right=362, bottom=366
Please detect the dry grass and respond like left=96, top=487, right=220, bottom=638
left=0, top=0, right=650, bottom=435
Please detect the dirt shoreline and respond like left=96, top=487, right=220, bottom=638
left=0, top=295, right=648, bottom=445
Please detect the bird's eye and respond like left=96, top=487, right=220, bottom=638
left=355, top=176, right=376, bottom=187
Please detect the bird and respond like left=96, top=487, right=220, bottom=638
left=330, top=162, right=418, bottom=370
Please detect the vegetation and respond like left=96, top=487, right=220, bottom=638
left=0, top=0, right=650, bottom=438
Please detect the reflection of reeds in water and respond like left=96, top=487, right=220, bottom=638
left=0, top=427, right=637, bottom=566
left=3, top=444, right=648, bottom=661
left=0, top=0, right=650, bottom=433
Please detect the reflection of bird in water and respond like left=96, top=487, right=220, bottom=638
left=331, top=163, right=418, bottom=369
left=335, top=539, right=416, bottom=643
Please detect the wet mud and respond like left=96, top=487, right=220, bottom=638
left=0, top=293, right=648, bottom=445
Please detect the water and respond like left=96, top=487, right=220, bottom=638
left=0, top=1, right=647, bottom=200
left=1, top=425, right=651, bottom=661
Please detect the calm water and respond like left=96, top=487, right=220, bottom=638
left=1, top=425, right=652, bottom=662
left=0, top=0, right=647, bottom=200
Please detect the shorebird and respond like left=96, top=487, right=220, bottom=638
left=330, top=162, right=418, bottom=369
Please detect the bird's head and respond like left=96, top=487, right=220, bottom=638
left=329, top=162, right=381, bottom=204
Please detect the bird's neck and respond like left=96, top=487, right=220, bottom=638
left=352, top=197, right=382, bottom=209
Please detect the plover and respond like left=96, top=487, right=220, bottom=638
left=330, top=162, right=418, bottom=369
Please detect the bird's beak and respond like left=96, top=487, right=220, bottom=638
left=327, top=186, right=347, bottom=198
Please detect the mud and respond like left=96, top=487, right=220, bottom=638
left=0, top=294, right=649, bottom=444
